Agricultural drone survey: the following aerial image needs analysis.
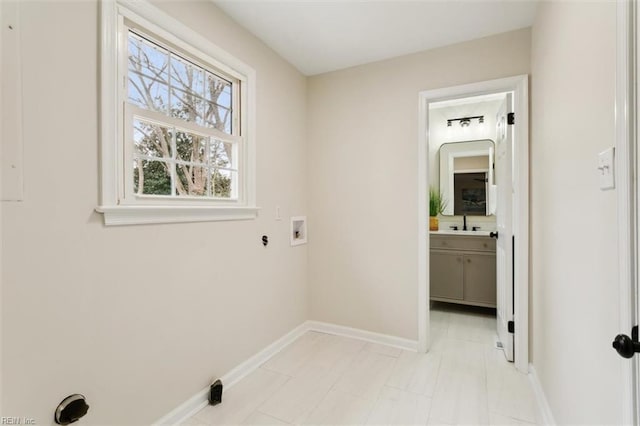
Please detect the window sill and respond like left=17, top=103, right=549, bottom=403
left=95, top=205, right=259, bottom=226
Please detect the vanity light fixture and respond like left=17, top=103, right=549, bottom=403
left=447, top=115, right=485, bottom=128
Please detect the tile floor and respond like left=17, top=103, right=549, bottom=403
left=184, top=303, right=537, bottom=425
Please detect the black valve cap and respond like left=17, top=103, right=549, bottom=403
left=613, top=334, right=636, bottom=359
left=209, top=379, right=223, bottom=406
left=55, top=394, right=89, bottom=425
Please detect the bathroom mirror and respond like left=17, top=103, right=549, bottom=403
left=439, top=139, right=495, bottom=216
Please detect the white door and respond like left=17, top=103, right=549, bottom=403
left=495, top=93, right=514, bottom=361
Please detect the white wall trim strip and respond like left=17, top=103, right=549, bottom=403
left=153, top=322, right=310, bottom=425
left=221, top=322, right=310, bottom=389
left=528, top=364, right=556, bottom=426
left=153, top=320, right=418, bottom=425
left=306, top=320, right=418, bottom=352
left=153, top=387, right=210, bottom=426
left=615, top=1, right=638, bottom=424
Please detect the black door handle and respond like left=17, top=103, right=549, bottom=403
left=613, top=326, right=640, bottom=358
left=489, top=231, right=499, bottom=239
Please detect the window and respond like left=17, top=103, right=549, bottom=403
left=98, top=0, right=257, bottom=226
left=126, top=30, right=239, bottom=200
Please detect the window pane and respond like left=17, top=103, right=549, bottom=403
left=170, top=88, right=204, bottom=125
left=203, top=102, right=232, bottom=134
left=128, top=74, right=168, bottom=113
left=176, top=164, right=208, bottom=197
left=133, top=159, right=172, bottom=196
left=133, top=120, right=172, bottom=159
left=175, top=131, right=206, bottom=164
left=171, top=56, right=204, bottom=97
left=211, top=168, right=235, bottom=198
left=206, top=73, right=232, bottom=107
left=128, top=33, right=169, bottom=83
left=209, top=140, right=235, bottom=169
left=124, top=28, right=245, bottom=203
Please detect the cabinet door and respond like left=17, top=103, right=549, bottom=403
left=463, top=253, right=497, bottom=306
left=430, top=251, right=463, bottom=300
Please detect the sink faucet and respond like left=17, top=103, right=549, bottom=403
left=463, top=215, right=467, bottom=231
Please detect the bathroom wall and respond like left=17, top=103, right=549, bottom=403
left=429, top=98, right=503, bottom=230
left=307, top=28, right=530, bottom=339
left=1, top=1, right=308, bottom=424
left=531, top=1, right=622, bottom=423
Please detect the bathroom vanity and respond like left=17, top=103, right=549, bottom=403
left=430, top=232, right=496, bottom=308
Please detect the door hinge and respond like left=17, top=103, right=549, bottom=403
left=507, top=112, right=515, bottom=125
left=508, top=321, right=515, bottom=333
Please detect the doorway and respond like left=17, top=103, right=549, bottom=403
left=417, top=75, right=529, bottom=373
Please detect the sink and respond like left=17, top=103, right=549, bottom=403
left=430, top=230, right=492, bottom=237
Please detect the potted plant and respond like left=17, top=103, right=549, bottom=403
left=429, top=187, right=446, bottom=231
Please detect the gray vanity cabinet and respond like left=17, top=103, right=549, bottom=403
left=430, top=252, right=464, bottom=300
left=430, top=234, right=496, bottom=308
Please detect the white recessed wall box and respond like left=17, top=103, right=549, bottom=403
left=290, top=216, right=307, bottom=246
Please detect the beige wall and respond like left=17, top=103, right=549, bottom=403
left=530, top=2, right=622, bottom=423
left=307, top=29, right=531, bottom=339
left=1, top=1, right=308, bottom=424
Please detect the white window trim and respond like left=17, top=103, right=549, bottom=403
left=97, top=0, right=258, bottom=226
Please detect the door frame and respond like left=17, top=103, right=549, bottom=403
left=417, top=75, right=529, bottom=373
left=616, top=1, right=638, bottom=424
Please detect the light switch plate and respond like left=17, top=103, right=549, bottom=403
left=598, top=147, right=615, bottom=190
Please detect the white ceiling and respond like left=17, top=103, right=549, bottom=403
left=213, top=1, right=538, bottom=76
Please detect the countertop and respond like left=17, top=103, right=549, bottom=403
left=429, top=230, right=492, bottom=237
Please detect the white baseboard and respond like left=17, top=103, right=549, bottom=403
left=306, top=320, right=418, bottom=352
left=153, top=387, right=210, bottom=426
left=221, top=322, right=310, bottom=388
left=528, top=363, right=556, bottom=425
left=154, top=320, right=418, bottom=425
left=153, top=322, right=310, bottom=425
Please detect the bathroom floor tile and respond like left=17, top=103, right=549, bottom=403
left=489, top=411, right=537, bottom=426
left=194, top=368, right=290, bottom=425
left=257, top=365, right=341, bottom=423
left=332, top=349, right=397, bottom=400
left=178, top=417, right=209, bottom=426
left=385, top=349, right=441, bottom=397
left=294, top=332, right=365, bottom=377
left=485, top=345, right=536, bottom=424
left=185, top=304, right=537, bottom=426
left=242, top=411, right=290, bottom=425
left=363, top=341, right=403, bottom=358
left=365, top=386, right=432, bottom=425
left=261, top=332, right=325, bottom=377
left=299, top=389, right=374, bottom=425
left=428, top=357, right=489, bottom=425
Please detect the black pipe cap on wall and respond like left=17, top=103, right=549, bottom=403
left=54, top=394, right=90, bottom=425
